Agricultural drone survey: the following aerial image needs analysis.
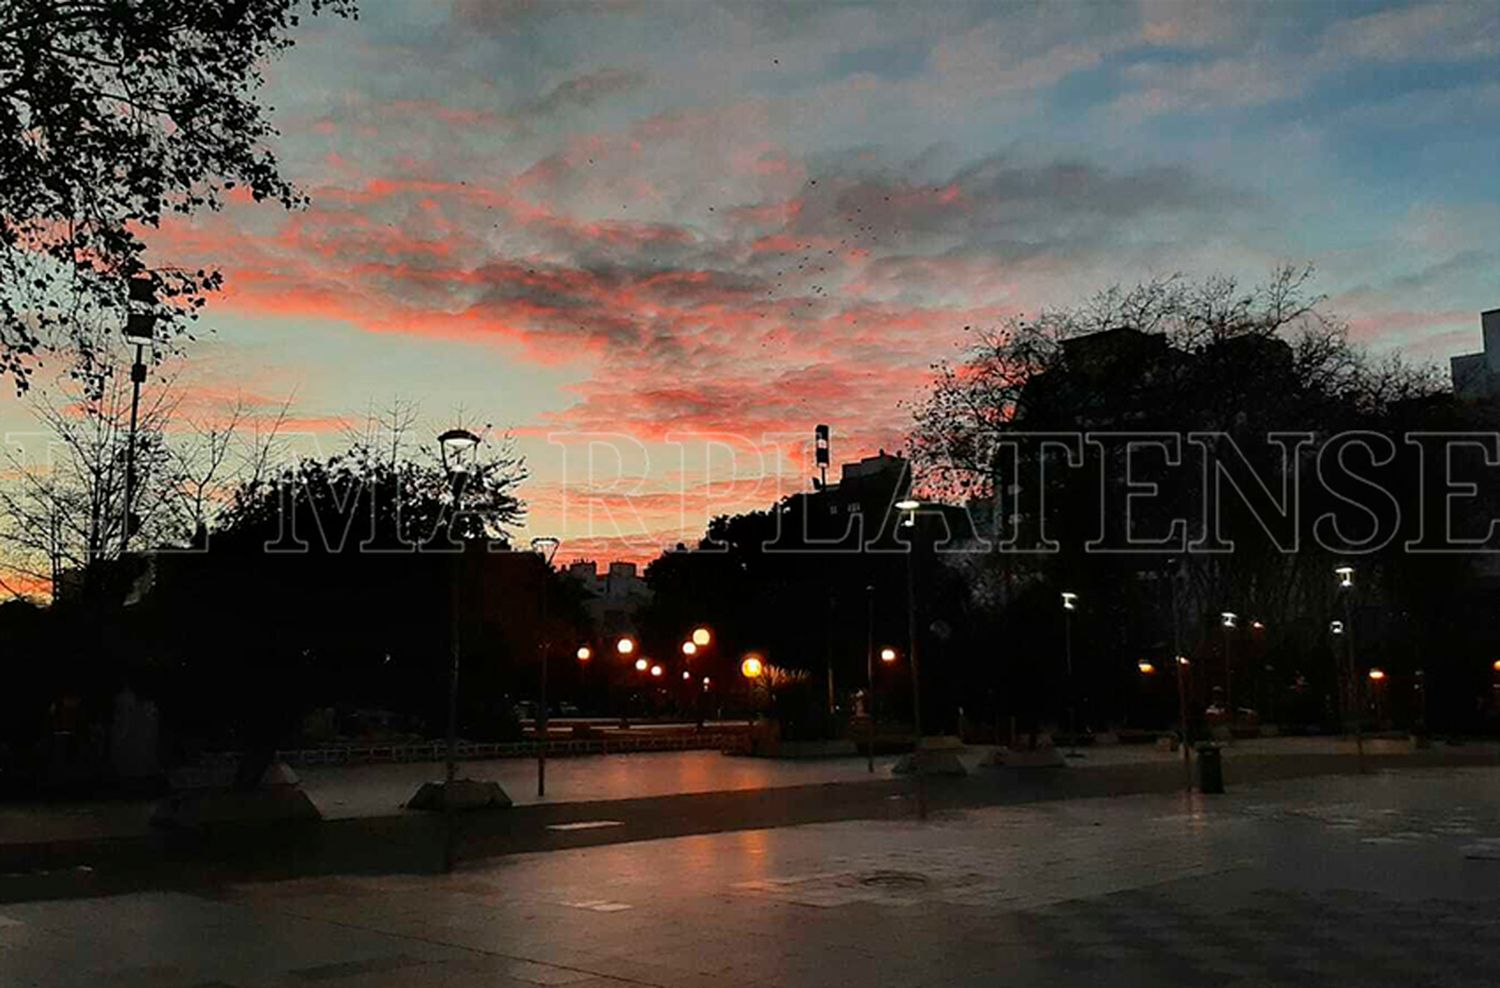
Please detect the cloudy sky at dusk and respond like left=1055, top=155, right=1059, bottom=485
left=37, top=0, right=1500, bottom=562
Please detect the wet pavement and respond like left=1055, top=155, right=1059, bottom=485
left=4, top=767, right=1499, bottom=987
left=6, top=736, right=1475, bottom=846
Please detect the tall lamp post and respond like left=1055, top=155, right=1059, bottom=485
left=121, top=277, right=156, bottom=554
left=896, top=498, right=930, bottom=819
left=1334, top=564, right=1364, bottom=770
left=437, top=426, right=479, bottom=869
left=1220, top=611, right=1238, bottom=736
left=531, top=536, right=560, bottom=797
left=683, top=626, right=711, bottom=727
left=895, top=500, right=925, bottom=748
left=865, top=583, right=876, bottom=773
left=1060, top=591, right=1081, bottom=758
left=1174, top=655, right=1192, bottom=788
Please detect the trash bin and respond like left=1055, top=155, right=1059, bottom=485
left=1195, top=743, right=1224, bottom=794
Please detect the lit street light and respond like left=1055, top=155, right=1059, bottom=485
left=880, top=647, right=897, bottom=663
left=616, top=636, right=636, bottom=656
left=649, top=663, right=663, bottom=678
left=681, top=641, right=697, bottom=656
left=1368, top=668, right=1388, bottom=729
left=1138, top=660, right=1156, bottom=675
left=576, top=646, right=592, bottom=661
left=634, top=657, right=648, bottom=672
left=1220, top=611, right=1238, bottom=731
left=1061, top=590, right=1080, bottom=758
left=896, top=499, right=927, bottom=790
left=691, top=627, right=712, bottom=647
left=740, top=654, right=764, bottom=679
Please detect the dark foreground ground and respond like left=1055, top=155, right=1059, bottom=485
left=3, top=766, right=1499, bottom=987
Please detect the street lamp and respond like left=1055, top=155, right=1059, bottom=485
left=649, top=664, right=663, bottom=678
left=681, top=641, right=697, bottom=656
left=1367, top=668, right=1386, bottom=681
left=530, top=535, right=561, bottom=798
left=740, top=654, right=764, bottom=679
left=576, top=646, right=592, bottom=661
left=616, top=636, right=637, bottom=656
left=1220, top=611, right=1238, bottom=730
left=1138, top=660, right=1156, bottom=675
left=1334, top=564, right=1364, bottom=769
left=431, top=425, right=481, bottom=870
left=634, top=657, right=648, bottom=672
left=880, top=647, right=897, bottom=663
left=1061, top=590, right=1081, bottom=758
left=865, top=583, right=877, bottom=772
left=896, top=499, right=927, bottom=783
left=691, top=627, right=712, bottom=647
left=120, top=276, right=157, bottom=554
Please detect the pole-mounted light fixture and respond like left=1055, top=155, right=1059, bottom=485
left=438, top=427, right=481, bottom=477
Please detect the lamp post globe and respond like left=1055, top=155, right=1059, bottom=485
left=437, top=427, right=481, bottom=478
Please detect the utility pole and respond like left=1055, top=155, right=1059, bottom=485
left=865, top=583, right=875, bottom=773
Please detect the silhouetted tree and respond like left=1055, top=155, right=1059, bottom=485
left=0, top=0, right=356, bottom=390
left=153, top=435, right=526, bottom=785
left=909, top=268, right=1454, bottom=733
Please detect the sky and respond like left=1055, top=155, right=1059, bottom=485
left=23, top=0, right=1500, bottom=565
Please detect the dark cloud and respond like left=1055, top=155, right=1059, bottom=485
left=522, top=67, right=647, bottom=117
left=785, top=154, right=1247, bottom=247
left=448, top=0, right=645, bottom=35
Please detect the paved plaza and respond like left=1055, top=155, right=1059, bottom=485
left=4, top=766, right=1500, bottom=987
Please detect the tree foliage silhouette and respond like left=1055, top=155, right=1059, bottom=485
left=0, top=0, right=356, bottom=391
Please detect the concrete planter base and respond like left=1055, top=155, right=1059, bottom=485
left=151, top=784, right=321, bottom=829
left=405, top=778, right=512, bottom=812
left=892, top=748, right=968, bottom=777
left=986, top=747, right=1065, bottom=768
